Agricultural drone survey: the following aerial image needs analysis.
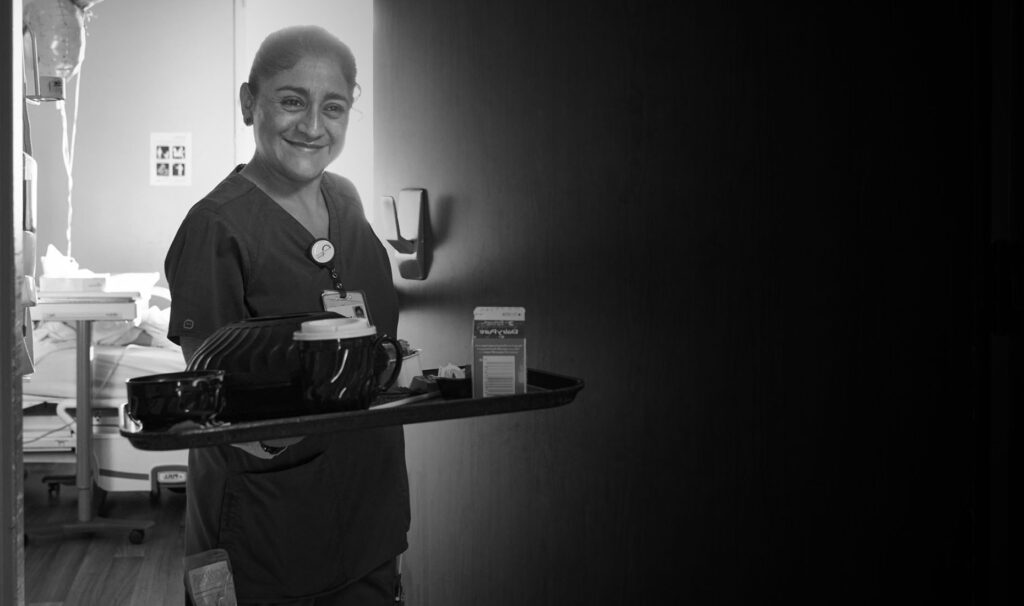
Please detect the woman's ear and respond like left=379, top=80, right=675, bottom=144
left=239, top=83, right=255, bottom=126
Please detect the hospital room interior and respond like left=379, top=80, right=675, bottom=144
left=1, top=0, right=1016, bottom=604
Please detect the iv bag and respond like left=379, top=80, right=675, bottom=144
left=24, top=0, right=86, bottom=100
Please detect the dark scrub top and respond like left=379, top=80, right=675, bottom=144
left=165, top=168, right=410, bottom=603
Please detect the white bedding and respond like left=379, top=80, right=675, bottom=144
left=23, top=343, right=186, bottom=402
left=22, top=265, right=191, bottom=482
left=24, top=294, right=186, bottom=403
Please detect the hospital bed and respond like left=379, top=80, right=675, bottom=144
left=22, top=287, right=189, bottom=501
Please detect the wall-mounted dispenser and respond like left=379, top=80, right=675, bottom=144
left=379, top=188, right=431, bottom=280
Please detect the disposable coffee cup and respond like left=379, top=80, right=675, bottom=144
left=293, top=318, right=402, bottom=412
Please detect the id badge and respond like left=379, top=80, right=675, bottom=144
left=321, top=290, right=372, bottom=324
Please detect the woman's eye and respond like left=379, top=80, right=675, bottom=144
left=324, top=103, right=349, bottom=116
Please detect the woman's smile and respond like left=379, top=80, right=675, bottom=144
left=287, top=139, right=327, bottom=151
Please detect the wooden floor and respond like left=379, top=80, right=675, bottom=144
left=23, top=462, right=186, bottom=606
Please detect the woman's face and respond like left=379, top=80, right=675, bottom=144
left=242, top=54, right=352, bottom=184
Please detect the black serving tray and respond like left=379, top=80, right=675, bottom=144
left=120, top=369, right=583, bottom=450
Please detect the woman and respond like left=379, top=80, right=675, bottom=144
left=165, top=26, right=409, bottom=604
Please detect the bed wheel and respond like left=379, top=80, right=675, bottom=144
left=129, top=529, right=145, bottom=544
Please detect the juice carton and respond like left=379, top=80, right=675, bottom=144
left=472, top=307, right=526, bottom=398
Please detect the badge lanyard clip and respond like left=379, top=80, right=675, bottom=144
left=309, top=238, right=346, bottom=297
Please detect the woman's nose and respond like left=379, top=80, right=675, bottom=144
left=296, top=108, right=323, bottom=137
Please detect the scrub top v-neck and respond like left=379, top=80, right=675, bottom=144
left=165, top=167, right=399, bottom=343
left=253, top=182, right=346, bottom=291
left=259, top=182, right=333, bottom=243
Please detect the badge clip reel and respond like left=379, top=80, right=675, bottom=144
left=310, top=239, right=373, bottom=323
left=309, top=239, right=345, bottom=297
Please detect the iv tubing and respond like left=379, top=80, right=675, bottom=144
left=58, top=63, right=81, bottom=258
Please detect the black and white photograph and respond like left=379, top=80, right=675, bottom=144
left=1, top=0, right=1016, bottom=605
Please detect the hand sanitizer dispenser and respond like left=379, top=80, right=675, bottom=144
left=379, top=188, right=431, bottom=280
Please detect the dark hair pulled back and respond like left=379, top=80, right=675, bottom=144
left=247, top=25, right=358, bottom=98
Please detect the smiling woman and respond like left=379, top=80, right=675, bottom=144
left=165, top=23, right=408, bottom=605
left=235, top=0, right=374, bottom=221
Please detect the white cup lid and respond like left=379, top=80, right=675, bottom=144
left=293, top=317, right=376, bottom=341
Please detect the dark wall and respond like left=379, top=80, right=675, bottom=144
left=375, top=1, right=982, bottom=603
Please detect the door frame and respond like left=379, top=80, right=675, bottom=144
left=1, top=1, right=25, bottom=604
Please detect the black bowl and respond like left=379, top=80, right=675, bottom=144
left=427, top=366, right=472, bottom=399
left=126, top=370, right=225, bottom=430
left=435, top=377, right=472, bottom=399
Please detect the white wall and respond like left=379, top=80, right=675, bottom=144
left=25, top=0, right=235, bottom=281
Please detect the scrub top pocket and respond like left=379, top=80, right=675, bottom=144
left=218, top=451, right=347, bottom=600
